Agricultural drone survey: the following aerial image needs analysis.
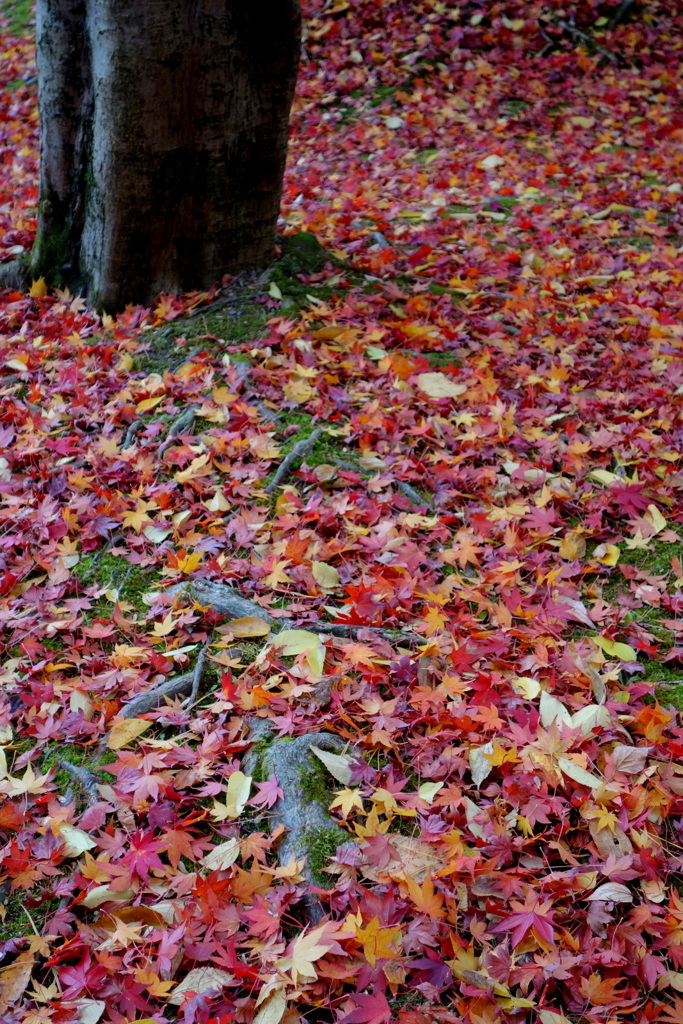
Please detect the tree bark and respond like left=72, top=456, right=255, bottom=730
left=29, top=0, right=301, bottom=310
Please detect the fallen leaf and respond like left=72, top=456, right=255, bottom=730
left=168, top=967, right=234, bottom=1005
left=107, top=717, right=152, bottom=750
left=416, top=372, right=467, bottom=399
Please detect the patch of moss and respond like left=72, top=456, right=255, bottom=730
left=248, top=738, right=272, bottom=785
left=41, top=743, right=117, bottom=789
left=596, top=538, right=680, bottom=659
left=0, top=890, right=60, bottom=940
left=0, top=0, right=34, bottom=36
left=302, top=825, right=345, bottom=885
left=74, top=550, right=159, bottom=617
left=298, top=760, right=332, bottom=805
left=658, top=683, right=683, bottom=713
left=270, top=232, right=362, bottom=311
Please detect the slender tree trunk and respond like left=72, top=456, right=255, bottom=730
left=29, top=0, right=300, bottom=310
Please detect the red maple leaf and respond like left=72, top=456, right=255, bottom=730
left=492, top=894, right=557, bottom=948
left=341, top=990, right=392, bottom=1024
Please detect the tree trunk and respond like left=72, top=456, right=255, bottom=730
left=29, top=0, right=301, bottom=310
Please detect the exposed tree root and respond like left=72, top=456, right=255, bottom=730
left=334, top=458, right=431, bottom=508
left=186, top=644, right=209, bottom=707
left=608, top=0, right=635, bottom=30
left=188, top=579, right=276, bottom=623
left=265, top=428, right=323, bottom=493
left=58, top=760, right=101, bottom=807
left=159, top=406, right=197, bottom=457
left=120, top=670, right=195, bottom=718
left=178, top=579, right=424, bottom=647
left=243, top=722, right=352, bottom=923
left=122, top=419, right=144, bottom=449
left=0, top=257, right=29, bottom=292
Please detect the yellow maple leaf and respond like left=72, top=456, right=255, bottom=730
left=354, top=805, right=390, bottom=839
left=485, top=740, right=520, bottom=767
left=0, top=763, right=51, bottom=797
left=355, top=917, right=402, bottom=967
left=403, top=874, right=446, bottom=920
left=151, top=612, right=176, bottom=637
left=277, top=925, right=337, bottom=984
left=29, top=277, right=47, bottom=299
left=176, top=550, right=203, bottom=574
left=262, top=559, right=294, bottom=590
left=122, top=502, right=153, bottom=532
left=330, top=788, right=365, bottom=818
left=423, top=605, right=449, bottom=634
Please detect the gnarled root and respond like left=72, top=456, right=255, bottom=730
left=244, top=723, right=351, bottom=922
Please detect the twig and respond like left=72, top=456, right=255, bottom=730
left=58, top=760, right=101, bottom=806
left=186, top=645, right=209, bottom=706
left=265, top=429, right=323, bottom=493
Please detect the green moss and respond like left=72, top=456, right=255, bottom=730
left=0, top=0, right=33, bottom=35
left=0, top=891, right=62, bottom=940
left=248, top=738, right=272, bottom=784
left=658, top=684, right=683, bottom=713
left=594, top=538, right=681, bottom=686
left=302, top=825, right=345, bottom=884
left=298, top=761, right=332, bottom=805
left=42, top=636, right=64, bottom=652
left=0, top=891, right=30, bottom=939
left=41, top=743, right=118, bottom=789
left=74, top=550, right=159, bottom=616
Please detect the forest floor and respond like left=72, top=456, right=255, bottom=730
left=0, top=2, right=682, bottom=1023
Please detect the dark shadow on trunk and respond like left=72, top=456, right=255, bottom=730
left=14, top=0, right=301, bottom=311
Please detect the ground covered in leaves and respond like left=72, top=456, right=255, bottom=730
left=1, top=2, right=683, bottom=1023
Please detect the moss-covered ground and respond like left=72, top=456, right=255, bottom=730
left=0, top=0, right=33, bottom=35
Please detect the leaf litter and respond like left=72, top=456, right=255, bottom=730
left=0, top=2, right=683, bottom=1023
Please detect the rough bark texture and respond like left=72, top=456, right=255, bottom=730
left=243, top=722, right=348, bottom=923
left=31, top=0, right=301, bottom=310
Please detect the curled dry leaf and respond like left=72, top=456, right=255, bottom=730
left=586, top=882, right=633, bottom=903
left=610, top=744, right=652, bottom=774
left=107, top=717, right=152, bottom=750
left=168, top=967, right=234, bottom=1006
left=416, top=372, right=467, bottom=399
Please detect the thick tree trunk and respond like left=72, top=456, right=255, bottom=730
left=29, top=0, right=300, bottom=310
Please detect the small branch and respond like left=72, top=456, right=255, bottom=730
left=58, top=760, right=101, bottom=806
left=185, top=644, right=209, bottom=707
left=265, top=429, right=322, bottom=493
